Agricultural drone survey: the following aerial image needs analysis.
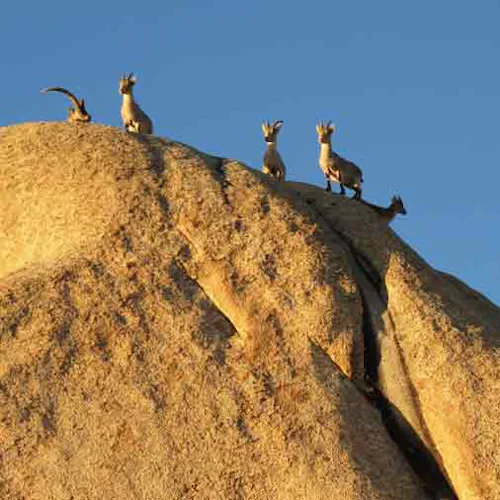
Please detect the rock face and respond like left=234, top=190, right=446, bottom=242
left=0, top=123, right=498, bottom=500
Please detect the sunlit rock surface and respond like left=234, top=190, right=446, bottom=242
left=1, top=123, right=499, bottom=500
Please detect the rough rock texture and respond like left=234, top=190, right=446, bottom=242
left=0, top=123, right=498, bottom=500
left=287, top=182, right=500, bottom=500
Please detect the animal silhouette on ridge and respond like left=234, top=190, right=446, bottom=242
left=37, top=77, right=410, bottom=220
left=40, top=87, right=91, bottom=123
left=316, top=121, right=363, bottom=199
left=261, top=120, right=286, bottom=181
left=119, top=73, right=153, bottom=134
left=360, top=195, right=407, bottom=223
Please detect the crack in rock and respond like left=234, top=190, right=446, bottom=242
left=291, top=191, right=457, bottom=500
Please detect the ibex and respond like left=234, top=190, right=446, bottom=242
left=316, top=121, right=363, bottom=199
left=261, top=120, right=286, bottom=181
left=40, top=87, right=91, bottom=123
left=360, top=195, right=407, bottom=223
left=119, top=73, right=153, bottom=134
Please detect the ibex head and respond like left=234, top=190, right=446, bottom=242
left=119, top=73, right=137, bottom=95
left=391, top=196, right=407, bottom=215
left=316, top=121, right=336, bottom=144
left=261, top=120, right=283, bottom=143
left=68, top=98, right=91, bottom=122
left=41, top=87, right=91, bottom=123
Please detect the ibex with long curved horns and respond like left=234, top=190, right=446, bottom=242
left=40, top=87, right=91, bottom=123
left=119, top=73, right=153, bottom=134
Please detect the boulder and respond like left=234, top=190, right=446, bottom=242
left=1, top=122, right=498, bottom=499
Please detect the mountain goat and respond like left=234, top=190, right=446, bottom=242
left=261, top=120, right=286, bottom=181
left=360, top=195, right=407, bottom=223
left=41, top=87, right=91, bottom=123
left=119, top=73, right=153, bottom=134
left=316, top=121, right=363, bottom=199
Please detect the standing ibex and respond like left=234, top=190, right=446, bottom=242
left=119, top=73, right=153, bottom=134
left=40, top=87, right=91, bottom=123
left=360, top=196, right=407, bottom=223
left=316, top=121, right=363, bottom=199
left=261, top=120, right=286, bottom=181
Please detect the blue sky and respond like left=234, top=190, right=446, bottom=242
left=2, top=0, right=499, bottom=304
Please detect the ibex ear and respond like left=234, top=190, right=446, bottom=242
left=316, top=124, right=322, bottom=134
left=328, top=123, right=336, bottom=133
left=79, top=99, right=85, bottom=107
left=129, top=73, right=137, bottom=83
left=273, top=120, right=283, bottom=130
left=261, top=122, right=268, bottom=134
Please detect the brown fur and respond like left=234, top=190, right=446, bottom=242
left=41, top=87, right=91, bottom=123
left=316, top=121, right=363, bottom=199
left=360, top=196, right=407, bottom=223
left=119, top=73, right=153, bottom=135
left=261, top=120, right=286, bottom=181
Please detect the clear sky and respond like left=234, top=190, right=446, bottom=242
left=2, top=0, right=499, bottom=304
